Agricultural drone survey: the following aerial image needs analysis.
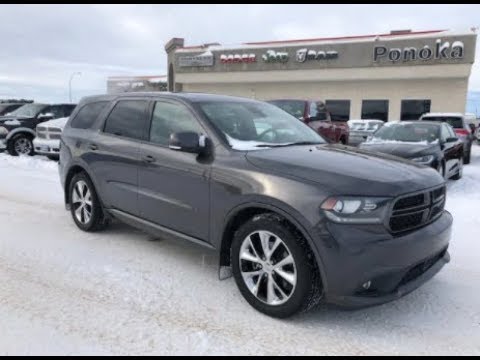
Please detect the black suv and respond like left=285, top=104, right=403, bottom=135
left=0, top=103, right=25, bottom=116
left=0, top=103, right=76, bottom=156
left=59, top=93, right=452, bottom=318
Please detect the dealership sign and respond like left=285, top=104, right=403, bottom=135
left=295, top=48, right=339, bottom=62
left=262, top=50, right=289, bottom=63
left=178, top=52, right=214, bottom=67
left=374, top=39, right=465, bottom=62
left=220, top=53, right=256, bottom=63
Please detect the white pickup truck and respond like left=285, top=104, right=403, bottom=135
left=33, top=117, right=69, bottom=160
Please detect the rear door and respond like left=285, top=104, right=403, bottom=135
left=90, top=99, right=149, bottom=216
left=137, top=99, right=211, bottom=241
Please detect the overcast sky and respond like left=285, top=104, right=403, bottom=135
left=0, top=4, right=479, bottom=104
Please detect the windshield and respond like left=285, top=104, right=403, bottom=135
left=370, top=123, right=440, bottom=144
left=267, top=100, right=305, bottom=119
left=421, top=116, right=463, bottom=129
left=197, top=100, right=326, bottom=150
left=7, top=103, right=46, bottom=117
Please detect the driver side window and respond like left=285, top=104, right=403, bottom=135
left=440, top=124, right=450, bottom=142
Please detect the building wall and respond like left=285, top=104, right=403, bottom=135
left=182, top=77, right=469, bottom=120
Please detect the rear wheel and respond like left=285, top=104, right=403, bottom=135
left=231, top=213, right=322, bottom=318
left=69, top=172, right=109, bottom=232
left=7, top=133, right=34, bottom=156
left=339, top=136, right=347, bottom=145
left=451, top=158, right=463, bottom=180
left=464, top=144, right=471, bottom=165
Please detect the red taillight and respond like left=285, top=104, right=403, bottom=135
left=454, top=128, right=469, bottom=136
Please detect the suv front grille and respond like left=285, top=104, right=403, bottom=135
left=389, top=185, right=446, bottom=233
left=36, top=126, right=62, bottom=140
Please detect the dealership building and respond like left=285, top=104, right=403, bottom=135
left=165, top=29, right=477, bottom=121
left=107, top=75, right=167, bottom=94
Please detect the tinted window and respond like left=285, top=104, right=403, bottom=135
left=401, top=100, right=431, bottom=120
left=361, top=100, right=389, bottom=121
left=149, top=101, right=204, bottom=145
left=45, top=105, right=65, bottom=119
left=104, top=100, right=148, bottom=140
left=440, top=124, right=450, bottom=142
left=70, top=101, right=109, bottom=129
left=447, top=125, right=456, bottom=138
left=267, top=100, right=305, bottom=119
left=326, top=100, right=350, bottom=121
left=421, top=116, right=463, bottom=129
left=63, top=104, right=77, bottom=117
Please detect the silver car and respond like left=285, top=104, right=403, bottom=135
left=347, top=119, right=384, bottom=146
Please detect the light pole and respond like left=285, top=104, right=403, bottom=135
left=69, top=72, right=82, bottom=103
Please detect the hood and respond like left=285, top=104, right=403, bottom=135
left=359, top=141, right=440, bottom=158
left=245, top=144, right=444, bottom=197
left=39, top=117, right=68, bottom=129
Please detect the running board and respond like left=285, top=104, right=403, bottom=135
left=107, top=209, right=215, bottom=251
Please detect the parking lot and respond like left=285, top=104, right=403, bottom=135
left=0, top=144, right=479, bottom=356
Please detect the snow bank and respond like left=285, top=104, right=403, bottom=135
left=0, top=153, right=58, bottom=172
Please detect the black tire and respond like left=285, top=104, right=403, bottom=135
left=463, top=145, right=471, bottom=165
left=231, top=213, right=322, bottom=318
left=7, top=133, right=34, bottom=156
left=451, top=158, right=463, bottom=180
left=47, top=155, right=59, bottom=161
left=339, top=137, right=347, bottom=145
left=69, top=172, right=109, bottom=232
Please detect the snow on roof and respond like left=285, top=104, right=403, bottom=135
left=175, top=29, right=474, bottom=53
left=421, top=112, right=464, bottom=118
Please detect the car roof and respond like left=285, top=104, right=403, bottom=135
left=388, top=120, right=443, bottom=127
left=80, top=92, right=269, bottom=104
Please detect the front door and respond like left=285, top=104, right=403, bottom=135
left=138, top=99, right=210, bottom=241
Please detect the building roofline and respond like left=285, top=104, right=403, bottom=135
left=175, top=29, right=455, bottom=52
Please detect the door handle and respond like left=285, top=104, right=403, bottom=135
left=142, top=155, right=156, bottom=163
left=89, top=144, right=98, bottom=151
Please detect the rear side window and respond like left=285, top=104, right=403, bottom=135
left=103, top=100, right=148, bottom=140
left=70, top=101, right=109, bottom=129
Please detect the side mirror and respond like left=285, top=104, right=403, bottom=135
left=38, top=112, right=54, bottom=120
left=169, top=131, right=208, bottom=154
left=446, top=137, right=458, bottom=143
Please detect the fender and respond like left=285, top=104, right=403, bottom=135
left=5, top=127, right=36, bottom=141
left=63, top=157, right=103, bottom=209
left=218, top=199, right=328, bottom=291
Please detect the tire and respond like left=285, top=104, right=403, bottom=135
left=7, top=133, right=34, bottom=156
left=47, top=155, right=59, bottom=161
left=451, top=157, right=463, bottom=180
left=436, top=161, right=445, bottom=180
left=231, top=213, right=322, bottom=318
left=69, top=172, right=109, bottom=232
left=339, top=136, right=347, bottom=145
left=463, top=145, right=471, bottom=165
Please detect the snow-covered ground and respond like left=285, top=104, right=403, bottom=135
left=0, top=147, right=479, bottom=356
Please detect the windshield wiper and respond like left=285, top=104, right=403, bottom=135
left=255, top=141, right=324, bottom=148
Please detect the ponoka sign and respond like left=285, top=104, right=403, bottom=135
left=373, top=39, right=465, bottom=62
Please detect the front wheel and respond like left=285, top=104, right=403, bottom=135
left=231, top=213, right=322, bottom=318
left=7, top=134, right=34, bottom=156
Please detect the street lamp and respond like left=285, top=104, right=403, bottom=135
left=69, top=72, right=82, bottom=103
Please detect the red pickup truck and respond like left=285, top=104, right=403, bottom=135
left=267, top=99, right=349, bottom=144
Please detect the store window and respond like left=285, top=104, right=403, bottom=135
left=326, top=100, right=350, bottom=121
left=400, top=100, right=431, bottom=121
left=361, top=100, right=389, bottom=121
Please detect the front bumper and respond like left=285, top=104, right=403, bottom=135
left=315, top=210, right=452, bottom=308
left=33, top=138, right=60, bottom=156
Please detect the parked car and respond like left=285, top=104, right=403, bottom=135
left=33, top=117, right=69, bottom=160
left=0, top=103, right=76, bottom=156
left=419, top=112, right=474, bottom=164
left=347, top=119, right=384, bottom=146
left=267, top=99, right=349, bottom=144
left=359, top=121, right=463, bottom=180
left=0, top=103, right=25, bottom=116
left=60, top=93, right=451, bottom=318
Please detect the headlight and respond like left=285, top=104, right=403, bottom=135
left=320, top=196, right=391, bottom=224
left=411, top=155, right=434, bottom=164
left=0, top=126, right=8, bottom=137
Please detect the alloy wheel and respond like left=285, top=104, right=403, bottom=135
left=239, top=230, right=297, bottom=306
left=14, top=137, right=32, bottom=155
left=71, top=180, right=93, bottom=224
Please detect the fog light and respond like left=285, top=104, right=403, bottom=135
left=362, top=281, right=371, bottom=290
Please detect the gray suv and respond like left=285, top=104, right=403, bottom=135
left=59, top=92, right=452, bottom=318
